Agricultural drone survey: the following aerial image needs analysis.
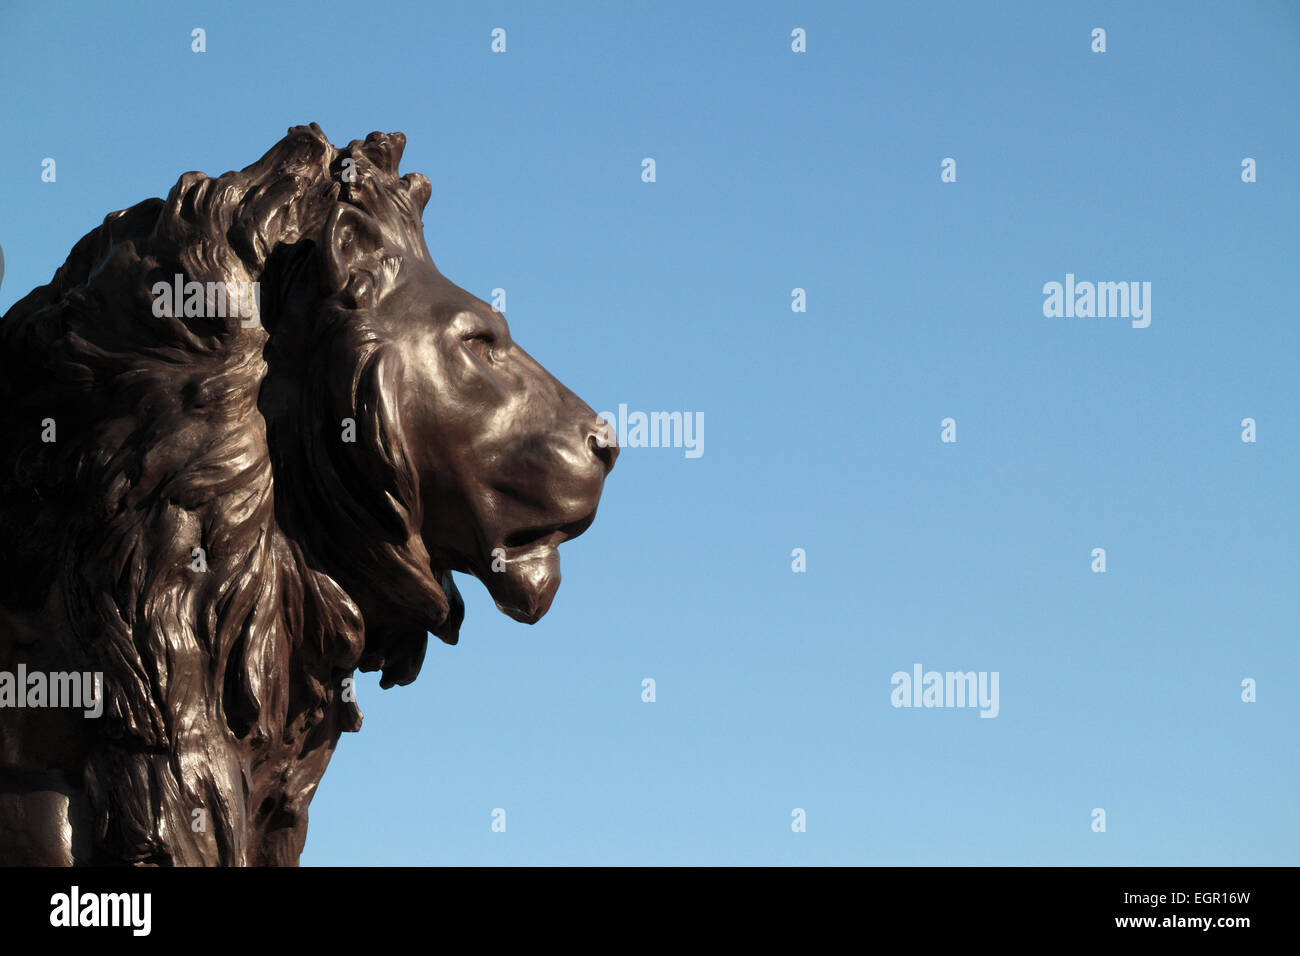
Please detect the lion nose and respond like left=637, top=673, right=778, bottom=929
left=588, top=420, right=619, bottom=474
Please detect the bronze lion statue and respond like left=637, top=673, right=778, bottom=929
left=0, top=124, right=617, bottom=865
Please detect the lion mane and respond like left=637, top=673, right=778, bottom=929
left=0, top=124, right=463, bottom=865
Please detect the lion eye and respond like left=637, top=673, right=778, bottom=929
left=463, top=331, right=497, bottom=360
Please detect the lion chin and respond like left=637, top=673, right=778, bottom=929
left=487, top=545, right=563, bottom=624
left=0, top=122, right=615, bottom=866
left=484, top=531, right=575, bottom=624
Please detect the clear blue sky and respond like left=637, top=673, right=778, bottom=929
left=1, top=1, right=1296, bottom=865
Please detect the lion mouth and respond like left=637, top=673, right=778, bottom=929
left=482, top=515, right=596, bottom=624
left=501, top=513, right=594, bottom=551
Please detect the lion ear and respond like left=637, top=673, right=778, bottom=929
left=321, top=204, right=385, bottom=307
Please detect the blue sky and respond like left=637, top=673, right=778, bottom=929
left=1, top=1, right=1296, bottom=864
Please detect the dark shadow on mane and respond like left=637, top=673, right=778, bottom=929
left=0, top=123, right=454, bottom=864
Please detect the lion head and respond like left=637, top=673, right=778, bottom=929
left=0, top=124, right=616, bottom=865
